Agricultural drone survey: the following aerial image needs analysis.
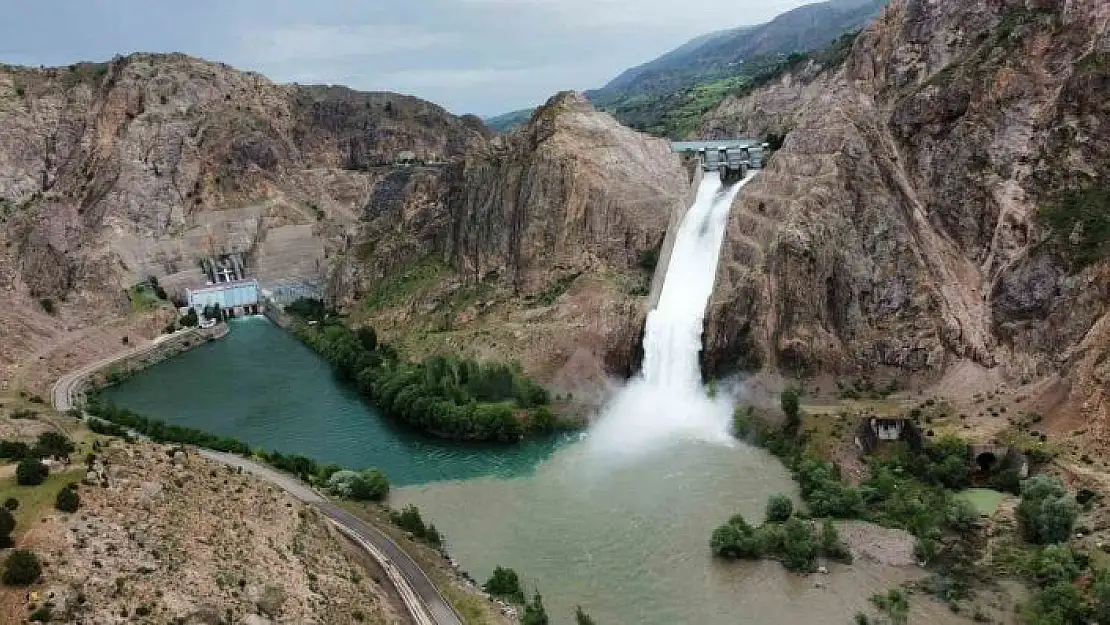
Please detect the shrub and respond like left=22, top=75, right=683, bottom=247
left=521, top=591, right=550, bottom=625
left=39, top=298, right=56, bottom=315
left=389, top=504, right=440, bottom=544
left=780, top=387, right=802, bottom=432
left=3, top=497, right=17, bottom=511
left=29, top=604, right=52, bottom=622
left=1018, top=476, right=1078, bottom=544
left=2, top=550, right=42, bottom=586
left=16, top=458, right=48, bottom=486
left=780, top=518, right=819, bottom=573
left=484, top=566, right=524, bottom=603
left=32, top=432, right=75, bottom=460
left=1032, top=545, right=1080, bottom=586
left=349, top=469, right=389, bottom=501
left=0, top=508, right=14, bottom=548
left=0, top=440, right=31, bottom=460
left=765, top=494, right=794, bottom=523
left=55, top=486, right=80, bottom=513
left=820, top=519, right=852, bottom=564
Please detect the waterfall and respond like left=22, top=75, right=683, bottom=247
left=585, top=172, right=757, bottom=458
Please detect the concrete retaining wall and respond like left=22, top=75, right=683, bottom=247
left=65, top=325, right=229, bottom=407
left=648, top=160, right=703, bottom=309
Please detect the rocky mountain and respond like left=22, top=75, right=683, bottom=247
left=0, top=53, right=494, bottom=391
left=0, top=55, right=688, bottom=398
left=341, top=92, right=690, bottom=394
left=584, top=0, right=888, bottom=136
left=700, top=0, right=1110, bottom=437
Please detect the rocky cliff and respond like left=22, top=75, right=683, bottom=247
left=0, top=56, right=688, bottom=397
left=344, top=92, right=690, bottom=395
left=700, top=0, right=1110, bottom=431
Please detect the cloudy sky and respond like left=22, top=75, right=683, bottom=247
left=1, top=0, right=816, bottom=116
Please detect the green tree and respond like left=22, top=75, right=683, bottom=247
left=0, top=507, right=14, bottom=548
left=521, top=592, right=550, bottom=625
left=349, top=469, right=390, bottom=501
left=357, top=326, right=378, bottom=352
left=575, top=606, right=597, bottom=625
left=2, top=550, right=42, bottom=586
left=1024, top=581, right=1089, bottom=625
left=55, top=486, right=80, bottom=513
left=1018, top=476, right=1079, bottom=544
left=780, top=387, right=801, bottom=432
left=181, top=308, right=199, bottom=327
left=2, top=497, right=17, bottom=511
left=0, top=440, right=31, bottom=460
left=15, top=458, right=48, bottom=486
left=765, top=494, right=794, bottom=523
left=32, top=432, right=75, bottom=460
left=780, top=518, right=818, bottom=573
left=484, top=566, right=524, bottom=603
left=820, top=518, right=852, bottom=563
left=1032, top=545, right=1080, bottom=586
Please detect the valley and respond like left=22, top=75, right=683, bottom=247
left=1, top=0, right=1109, bottom=623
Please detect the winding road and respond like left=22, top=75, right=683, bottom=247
left=49, top=330, right=465, bottom=625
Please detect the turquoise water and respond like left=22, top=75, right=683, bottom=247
left=101, top=317, right=560, bottom=486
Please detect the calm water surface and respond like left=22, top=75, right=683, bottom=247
left=104, top=318, right=952, bottom=624
left=102, top=317, right=559, bottom=485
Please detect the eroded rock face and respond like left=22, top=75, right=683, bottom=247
left=346, top=92, right=690, bottom=390
left=701, top=0, right=1110, bottom=388
left=0, top=53, right=489, bottom=384
left=0, top=57, right=687, bottom=393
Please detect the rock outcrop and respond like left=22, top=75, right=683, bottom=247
left=700, top=0, right=1110, bottom=385
left=0, top=55, right=688, bottom=395
left=345, top=92, right=690, bottom=393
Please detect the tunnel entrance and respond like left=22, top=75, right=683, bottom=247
left=976, top=451, right=998, bottom=474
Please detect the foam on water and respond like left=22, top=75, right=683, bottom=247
left=586, top=172, right=756, bottom=459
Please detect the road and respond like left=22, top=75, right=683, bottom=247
left=49, top=330, right=465, bottom=625
left=198, top=450, right=464, bottom=625
left=52, top=327, right=221, bottom=412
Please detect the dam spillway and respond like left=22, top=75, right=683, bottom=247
left=586, top=172, right=756, bottom=455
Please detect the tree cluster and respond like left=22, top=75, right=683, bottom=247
left=326, top=469, right=390, bottom=501
left=86, top=402, right=251, bottom=455
left=389, top=504, right=442, bottom=546
left=484, top=566, right=524, bottom=604
left=85, top=400, right=396, bottom=506
left=55, top=484, right=80, bottom=513
left=711, top=495, right=852, bottom=573
left=0, top=432, right=76, bottom=462
left=2, top=549, right=41, bottom=586
left=293, top=320, right=559, bottom=442
left=1017, top=475, right=1079, bottom=545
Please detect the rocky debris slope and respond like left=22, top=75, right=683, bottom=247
left=700, top=0, right=1110, bottom=417
left=14, top=441, right=401, bottom=624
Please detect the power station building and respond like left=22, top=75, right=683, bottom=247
left=186, top=279, right=260, bottom=316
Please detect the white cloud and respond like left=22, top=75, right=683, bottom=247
left=240, top=23, right=454, bottom=63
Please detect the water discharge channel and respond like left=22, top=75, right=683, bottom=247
left=102, top=174, right=930, bottom=623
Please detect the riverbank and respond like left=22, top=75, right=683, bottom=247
left=52, top=324, right=228, bottom=412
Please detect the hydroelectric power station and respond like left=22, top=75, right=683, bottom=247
left=672, top=139, right=766, bottom=183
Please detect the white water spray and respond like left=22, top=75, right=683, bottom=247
left=586, top=172, right=757, bottom=458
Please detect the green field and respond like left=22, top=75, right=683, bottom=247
left=956, top=488, right=1007, bottom=517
